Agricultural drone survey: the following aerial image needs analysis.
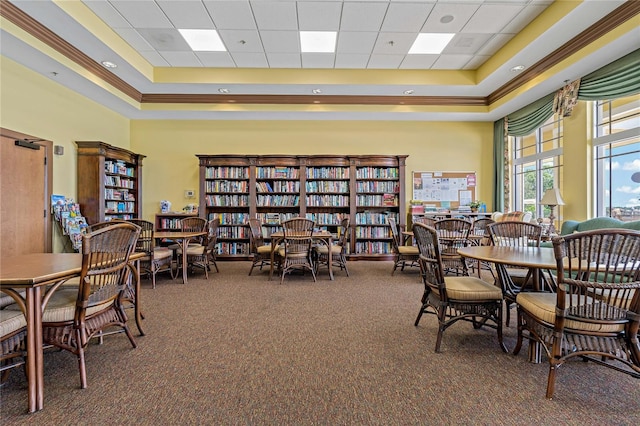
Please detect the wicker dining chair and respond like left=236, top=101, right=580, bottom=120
left=488, top=220, right=543, bottom=326
left=314, top=216, right=350, bottom=277
left=0, top=309, right=27, bottom=383
left=469, top=217, right=495, bottom=278
left=433, top=218, right=472, bottom=276
left=127, top=219, right=174, bottom=288
left=412, top=222, right=506, bottom=353
left=37, top=223, right=139, bottom=389
left=514, top=229, right=640, bottom=399
left=176, top=217, right=220, bottom=279
left=277, top=218, right=316, bottom=284
left=388, top=217, right=419, bottom=275
left=248, top=218, right=278, bottom=276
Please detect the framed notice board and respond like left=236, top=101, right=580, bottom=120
left=412, top=171, right=476, bottom=209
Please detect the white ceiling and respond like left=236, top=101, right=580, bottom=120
left=1, top=0, right=638, bottom=121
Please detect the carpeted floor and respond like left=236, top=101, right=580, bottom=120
left=1, top=261, right=638, bottom=425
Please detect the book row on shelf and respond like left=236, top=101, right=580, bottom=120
left=106, top=201, right=135, bottom=213
left=104, top=160, right=135, bottom=177
left=356, top=167, right=399, bottom=179
left=355, top=226, right=392, bottom=239
left=355, top=181, right=399, bottom=192
left=218, top=226, right=250, bottom=239
left=104, top=188, right=135, bottom=201
left=306, top=181, right=349, bottom=192
left=306, top=167, right=349, bottom=179
left=256, top=195, right=300, bottom=207
left=356, top=194, right=398, bottom=207
left=256, top=181, right=300, bottom=192
left=306, top=195, right=349, bottom=207
left=205, top=166, right=247, bottom=179
left=206, top=180, right=248, bottom=192
left=355, top=212, right=399, bottom=225
left=354, top=241, right=393, bottom=254
left=256, top=166, right=299, bottom=179
left=104, top=175, right=134, bottom=188
left=205, top=194, right=250, bottom=206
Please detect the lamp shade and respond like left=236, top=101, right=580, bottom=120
left=540, top=188, right=565, bottom=206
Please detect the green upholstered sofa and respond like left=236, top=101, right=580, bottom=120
left=560, top=217, right=640, bottom=235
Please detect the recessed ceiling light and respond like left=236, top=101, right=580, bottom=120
left=440, top=15, right=454, bottom=24
left=179, top=29, right=226, bottom=51
left=312, top=89, right=322, bottom=94
left=408, top=33, right=455, bottom=54
left=300, top=31, right=337, bottom=53
left=101, top=61, right=117, bottom=68
left=218, top=88, right=229, bottom=94
left=510, top=65, right=526, bottom=72
left=403, top=90, right=414, bottom=95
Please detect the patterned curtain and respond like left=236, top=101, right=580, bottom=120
left=553, top=79, right=581, bottom=117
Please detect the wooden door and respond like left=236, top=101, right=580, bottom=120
left=0, top=129, right=52, bottom=257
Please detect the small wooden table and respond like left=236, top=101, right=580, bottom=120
left=268, top=230, right=334, bottom=281
left=155, top=231, right=207, bottom=284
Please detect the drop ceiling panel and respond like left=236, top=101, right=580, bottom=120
left=137, top=28, right=191, bottom=51
left=367, top=54, right=404, bottom=69
left=380, top=2, right=432, bottom=32
left=196, top=51, right=236, bottom=67
left=335, top=54, right=370, bottom=69
left=301, top=53, right=335, bottom=68
left=204, top=1, right=257, bottom=30
left=297, top=1, right=342, bottom=31
left=219, top=30, right=263, bottom=53
left=251, top=1, right=299, bottom=31
left=336, top=32, right=378, bottom=54
left=115, top=28, right=155, bottom=52
left=160, top=51, right=203, bottom=66
left=477, top=33, right=514, bottom=56
left=432, top=54, right=474, bottom=69
left=422, top=3, right=480, bottom=33
left=232, top=52, right=269, bottom=68
left=260, top=30, right=300, bottom=53
left=157, top=1, right=215, bottom=29
left=502, top=3, right=551, bottom=34
left=81, top=1, right=132, bottom=29
left=109, top=0, right=174, bottom=28
left=399, top=54, right=438, bottom=70
left=139, top=50, right=171, bottom=66
left=266, top=53, right=302, bottom=68
left=340, top=2, right=388, bottom=32
left=372, top=33, right=417, bottom=54
left=462, top=4, right=525, bottom=34
left=443, top=34, right=493, bottom=55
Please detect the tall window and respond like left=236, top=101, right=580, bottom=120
left=511, top=115, right=563, bottom=219
left=593, top=95, right=640, bottom=221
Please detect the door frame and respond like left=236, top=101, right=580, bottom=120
left=1, top=127, right=53, bottom=252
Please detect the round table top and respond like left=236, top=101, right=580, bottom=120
left=457, top=245, right=557, bottom=269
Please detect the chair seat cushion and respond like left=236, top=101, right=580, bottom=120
left=176, top=245, right=205, bottom=256
left=398, top=246, right=419, bottom=255
left=0, top=309, right=27, bottom=336
left=444, top=277, right=503, bottom=301
left=314, top=244, right=342, bottom=254
left=6, top=288, right=113, bottom=323
left=153, top=247, right=173, bottom=260
left=516, top=292, right=625, bottom=333
left=256, top=245, right=272, bottom=254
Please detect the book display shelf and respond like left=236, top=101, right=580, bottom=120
left=155, top=212, right=198, bottom=231
left=76, top=141, right=145, bottom=225
left=197, top=154, right=407, bottom=261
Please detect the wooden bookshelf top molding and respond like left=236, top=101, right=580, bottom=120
left=76, top=141, right=146, bottom=164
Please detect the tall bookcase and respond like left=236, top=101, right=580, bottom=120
left=197, top=154, right=407, bottom=260
left=76, top=141, right=145, bottom=225
left=155, top=212, right=198, bottom=231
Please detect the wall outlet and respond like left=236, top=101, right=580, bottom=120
left=185, top=190, right=195, bottom=198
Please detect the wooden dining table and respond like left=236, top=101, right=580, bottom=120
left=0, top=252, right=142, bottom=413
left=268, top=230, right=334, bottom=281
left=154, top=230, right=207, bottom=284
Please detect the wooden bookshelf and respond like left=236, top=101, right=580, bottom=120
left=76, top=141, right=145, bottom=225
left=155, top=212, right=198, bottom=231
left=196, top=154, right=407, bottom=260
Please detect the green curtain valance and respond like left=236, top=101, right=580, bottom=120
left=505, top=93, right=555, bottom=136
left=578, top=49, right=640, bottom=100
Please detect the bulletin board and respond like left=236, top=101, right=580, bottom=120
left=412, top=171, right=476, bottom=209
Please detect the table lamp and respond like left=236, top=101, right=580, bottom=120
left=540, top=188, right=565, bottom=235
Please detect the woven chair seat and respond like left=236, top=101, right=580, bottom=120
left=517, top=292, right=624, bottom=333
left=154, top=247, right=173, bottom=259
left=314, top=244, right=342, bottom=254
left=0, top=292, right=25, bottom=309
left=256, top=245, right=272, bottom=254
left=175, top=245, right=206, bottom=256
left=443, top=276, right=503, bottom=301
left=398, top=245, right=419, bottom=255
left=6, top=288, right=113, bottom=323
left=0, top=310, right=27, bottom=336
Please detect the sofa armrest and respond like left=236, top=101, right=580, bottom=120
left=560, top=220, right=580, bottom=235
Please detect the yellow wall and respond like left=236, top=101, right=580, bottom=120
left=562, top=102, right=590, bottom=222
left=0, top=57, right=130, bottom=251
left=130, top=120, right=495, bottom=223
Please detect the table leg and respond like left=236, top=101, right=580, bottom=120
left=269, top=239, right=276, bottom=281
left=180, top=238, right=189, bottom=284
left=129, top=262, right=145, bottom=336
left=326, top=236, right=334, bottom=281
left=25, top=287, right=44, bottom=412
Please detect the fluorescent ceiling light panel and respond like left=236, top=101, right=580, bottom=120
left=300, top=31, right=337, bottom=53
left=408, top=33, right=455, bottom=54
left=179, top=29, right=226, bottom=51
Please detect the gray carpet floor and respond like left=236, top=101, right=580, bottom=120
left=1, top=261, right=638, bottom=425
